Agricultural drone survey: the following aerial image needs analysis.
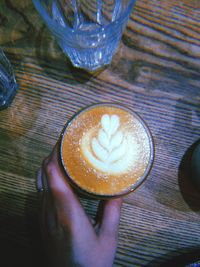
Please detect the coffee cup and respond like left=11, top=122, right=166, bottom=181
left=60, top=103, right=154, bottom=199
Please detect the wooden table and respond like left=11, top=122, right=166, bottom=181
left=0, top=0, right=200, bottom=266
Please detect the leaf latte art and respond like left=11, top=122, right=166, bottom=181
left=81, top=114, right=140, bottom=175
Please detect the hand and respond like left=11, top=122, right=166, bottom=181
left=37, top=144, right=123, bottom=267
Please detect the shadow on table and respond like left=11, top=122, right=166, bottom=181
left=1, top=191, right=46, bottom=267
left=178, top=139, right=200, bottom=212
left=1, top=187, right=101, bottom=267
left=146, top=248, right=200, bottom=267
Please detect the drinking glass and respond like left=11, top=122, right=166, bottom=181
left=60, top=103, right=154, bottom=199
left=0, top=49, right=18, bottom=110
left=191, top=141, right=200, bottom=188
left=33, top=0, right=136, bottom=71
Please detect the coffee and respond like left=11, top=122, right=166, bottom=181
left=60, top=103, right=153, bottom=198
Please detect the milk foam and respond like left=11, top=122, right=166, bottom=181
left=81, top=114, right=141, bottom=175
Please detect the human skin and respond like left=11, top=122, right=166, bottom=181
left=37, top=144, right=123, bottom=267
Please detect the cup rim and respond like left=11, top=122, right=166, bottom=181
left=60, top=102, right=154, bottom=199
left=33, top=0, right=136, bottom=36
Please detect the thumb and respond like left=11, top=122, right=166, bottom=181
left=44, top=144, right=91, bottom=233
left=98, top=198, right=122, bottom=241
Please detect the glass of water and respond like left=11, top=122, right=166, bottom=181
left=0, top=49, right=18, bottom=110
left=33, top=0, right=136, bottom=71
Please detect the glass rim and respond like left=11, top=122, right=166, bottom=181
left=33, top=0, right=136, bottom=36
left=60, top=102, right=154, bottom=199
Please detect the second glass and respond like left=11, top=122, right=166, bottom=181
left=0, top=49, right=18, bottom=110
left=33, top=0, right=136, bottom=71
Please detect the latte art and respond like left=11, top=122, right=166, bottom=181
left=61, top=104, right=153, bottom=197
left=81, top=114, right=140, bottom=174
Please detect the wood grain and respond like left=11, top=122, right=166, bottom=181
left=0, top=0, right=200, bottom=266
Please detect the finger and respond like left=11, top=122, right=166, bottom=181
left=98, top=198, right=122, bottom=241
left=36, top=168, right=47, bottom=231
left=37, top=166, right=52, bottom=225
left=89, top=217, right=96, bottom=226
left=40, top=184, right=60, bottom=264
left=36, top=168, right=44, bottom=193
left=44, top=144, right=82, bottom=211
left=43, top=144, right=93, bottom=233
left=43, top=181, right=57, bottom=234
left=40, top=189, right=49, bottom=238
